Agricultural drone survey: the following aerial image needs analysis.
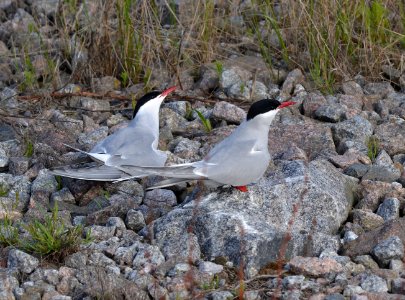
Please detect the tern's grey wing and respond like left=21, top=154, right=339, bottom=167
left=49, top=164, right=146, bottom=181
left=91, top=122, right=157, bottom=156
left=197, top=138, right=270, bottom=186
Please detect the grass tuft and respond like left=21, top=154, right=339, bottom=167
left=367, top=136, right=380, bottom=161
left=194, top=109, right=212, bottom=132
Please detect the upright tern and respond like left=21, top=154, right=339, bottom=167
left=50, top=86, right=176, bottom=181
left=119, top=99, right=296, bottom=191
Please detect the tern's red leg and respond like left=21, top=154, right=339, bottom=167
left=235, top=186, right=248, bottom=192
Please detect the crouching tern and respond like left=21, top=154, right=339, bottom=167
left=119, top=99, right=296, bottom=191
left=50, top=86, right=176, bottom=181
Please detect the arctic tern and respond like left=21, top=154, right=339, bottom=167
left=119, top=99, right=296, bottom=191
left=50, top=86, right=176, bottom=181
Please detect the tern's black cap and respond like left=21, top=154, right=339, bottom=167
left=132, top=91, right=161, bottom=118
left=247, top=99, right=281, bottom=120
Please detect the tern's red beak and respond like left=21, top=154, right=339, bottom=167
left=161, top=86, right=177, bottom=97
left=278, top=101, right=296, bottom=109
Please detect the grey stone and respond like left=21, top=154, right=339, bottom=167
left=376, top=198, right=400, bottom=221
left=281, top=68, right=304, bottom=95
left=195, top=66, right=219, bottom=92
left=354, top=255, right=379, bottom=270
left=172, top=137, right=201, bottom=161
left=153, top=159, right=357, bottom=278
left=85, top=225, right=115, bottom=241
left=133, top=244, right=165, bottom=271
left=125, top=209, right=146, bottom=232
left=362, top=165, right=401, bottom=182
left=219, top=66, right=251, bottom=90
left=343, top=164, right=370, bottom=178
left=50, top=110, right=83, bottom=134
left=164, top=101, right=190, bottom=118
left=90, top=77, right=119, bottom=94
left=324, top=294, right=344, bottom=300
left=302, top=93, right=328, bottom=117
left=114, top=242, right=140, bottom=265
left=65, top=252, right=88, bottom=269
left=144, top=189, right=177, bottom=207
left=314, top=104, right=345, bottom=122
left=88, top=252, right=116, bottom=267
left=0, top=270, right=19, bottom=295
left=342, top=80, right=364, bottom=96
left=148, top=282, right=168, bottom=300
left=106, top=217, right=126, bottom=231
left=332, top=116, right=373, bottom=149
left=77, top=126, right=108, bottom=151
left=80, top=97, right=110, bottom=111
left=360, top=273, right=388, bottom=293
left=8, top=249, right=39, bottom=274
left=343, top=231, right=358, bottom=243
left=392, top=278, right=405, bottom=294
left=199, top=261, right=223, bottom=275
left=389, top=259, right=404, bottom=271
left=364, top=82, right=395, bottom=97
left=0, top=173, right=31, bottom=212
left=352, top=209, right=385, bottom=231
left=8, top=157, right=30, bottom=175
left=282, top=275, right=305, bottom=289
left=375, top=116, right=405, bottom=156
left=107, top=180, right=143, bottom=205
left=372, top=236, right=404, bottom=266
left=212, top=101, right=246, bottom=124
left=208, top=291, right=234, bottom=300
left=50, top=187, right=76, bottom=204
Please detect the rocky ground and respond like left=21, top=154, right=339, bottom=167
left=1, top=1, right=405, bottom=300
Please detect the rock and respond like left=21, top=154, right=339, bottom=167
left=208, top=291, right=234, bottom=300
left=343, top=285, right=366, bottom=297
left=195, top=66, right=219, bottom=92
left=171, top=137, right=201, bottom=161
left=219, top=66, right=251, bottom=90
left=372, top=236, right=404, bottom=266
left=153, top=159, right=356, bottom=278
left=50, top=187, right=76, bottom=205
left=199, top=261, right=223, bottom=275
left=360, top=273, right=388, bottom=293
left=126, top=209, right=146, bottom=232
left=281, top=68, right=304, bottom=95
left=282, top=275, right=305, bottom=289
left=364, top=82, right=394, bottom=98
left=331, top=116, right=373, bottom=150
left=268, top=121, right=336, bottom=160
left=375, top=117, right=405, bottom=156
left=50, top=110, right=83, bottom=135
left=352, top=209, right=385, bottom=231
left=288, top=256, right=343, bottom=277
left=8, top=157, right=30, bottom=175
left=85, top=225, right=115, bottom=240
left=344, top=218, right=405, bottom=258
left=90, top=76, right=120, bottom=94
left=164, top=101, right=190, bottom=118
left=376, top=198, right=400, bottom=221
left=8, top=249, right=39, bottom=274
left=106, top=180, right=143, bottom=204
left=314, top=104, right=345, bottom=122
left=144, top=189, right=177, bottom=208
left=362, top=166, right=401, bottom=182
left=132, top=244, right=165, bottom=272
left=85, top=194, right=137, bottom=225
left=343, top=231, right=358, bottom=243
left=342, top=80, right=364, bottom=96
left=0, top=270, right=19, bottom=296
left=302, top=93, right=327, bottom=117
left=389, top=259, right=403, bottom=271
left=354, top=255, right=380, bottom=270
left=344, top=164, right=370, bottom=178
left=392, top=278, right=405, bottom=294
left=212, top=101, right=246, bottom=124
left=77, top=126, right=108, bottom=151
